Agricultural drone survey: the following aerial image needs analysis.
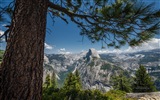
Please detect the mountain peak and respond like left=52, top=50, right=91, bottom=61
left=85, top=48, right=100, bottom=60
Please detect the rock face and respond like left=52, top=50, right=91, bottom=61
left=139, top=96, right=160, bottom=100
left=76, top=49, right=124, bottom=91
left=126, top=92, right=160, bottom=100
left=43, top=54, right=79, bottom=84
left=100, top=49, right=160, bottom=90
left=76, top=58, right=114, bottom=92
left=43, top=49, right=124, bottom=91
left=100, top=49, right=160, bottom=71
left=86, top=48, right=100, bottom=61
left=43, top=48, right=160, bottom=91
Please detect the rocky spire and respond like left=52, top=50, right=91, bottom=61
left=85, top=48, right=100, bottom=61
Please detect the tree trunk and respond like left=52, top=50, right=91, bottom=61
left=0, top=0, right=48, bottom=99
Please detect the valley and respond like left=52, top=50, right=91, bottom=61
left=43, top=48, right=160, bottom=91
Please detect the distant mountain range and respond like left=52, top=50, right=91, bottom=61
left=100, top=49, right=160, bottom=72
left=0, top=48, right=159, bottom=91
left=43, top=48, right=160, bottom=91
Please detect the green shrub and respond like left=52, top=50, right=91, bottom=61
left=105, top=90, right=127, bottom=100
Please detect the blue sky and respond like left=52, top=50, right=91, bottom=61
left=45, top=0, right=160, bottom=54
left=0, top=0, right=160, bottom=54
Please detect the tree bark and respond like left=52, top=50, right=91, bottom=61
left=0, top=0, right=48, bottom=99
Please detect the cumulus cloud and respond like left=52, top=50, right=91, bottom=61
left=45, top=43, right=53, bottom=50
left=97, top=49, right=111, bottom=54
left=60, top=48, right=66, bottom=51
left=97, top=38, right=160, bottom=54
left=0, top=30, right=4, bottom=36
left=97, top=49, right=123, bottom=54
left=58, top=48, right=72, bottom=54
left=0, top=30, right=5, bottom=42
left=125, top=38, right=160, bottom=53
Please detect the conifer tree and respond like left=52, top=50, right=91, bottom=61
left=44, top=74, right=51, bottom=88
left=42, top=74, right=52, bottom=100
left=111, top=72, right=132, bottom=92
left=43, top=73, right=59, bottom=100
left=62, top=71, right=82, bottom=99
left=132, top=65, right=156, bottom=92
left=0, top=0, right=159, bottom=99
left=50, top=72, right=57, bottom=89
left=63, top=72, right=82, bottom=91
left=154, top=77, right=160, bottom=91
left=74, top=70, right=82, bottom=89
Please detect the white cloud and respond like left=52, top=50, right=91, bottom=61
left=97, top=49, right=123, bottom=54
left=125, top=38, right=160, bottom=53
left=60, top=48, right=65, bottom=51
left=45, top=43, right=53, bottom=50
left=0, top=30, right=5, bottom=42
left=58, top=48, right=72, bottom=54
left=0, top=30, right=4, bottom=36
left=97, top=49, right=110, bottom=54
left=97, top=38, right=160, bottom=54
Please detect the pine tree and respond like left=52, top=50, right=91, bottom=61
left=43, top=74, right=52, bottom=100
left=154, top=77, right=160, bottom=91
left=50, top=72, right=57, bottom=89
left=44, top=74, right=51, bottom=88
left=62, top=71, right=82, bottom=99
left=74, top=70, right=82, bottom=89
left=43, top=73, right=59, bottom=100
left=63, top=72, right=82, bottom=91
left=133, top=65, right=156, bottom=92
left=0, top=0, right=159, bottom=99
left=111, top=72, right=132, bottom=92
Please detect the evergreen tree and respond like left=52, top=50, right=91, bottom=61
left=0, top=0, right=159, bottom=99
left=132, top=65, right=156, bottom=92
left=50, top=72, right=57, bottom=89
left=111, top=72, right=132, bottom=92
left=63, top=71, right=82, bottom=90
left=154, top=77, right=160, bottom=91
left=44, top=74, right=51, bottom=88
left=43, top=74, right=52, bottom=100
left=43, top=73, right=59, bottom=100
left=74, top=70, right=82, bottom=89
left=62, top=71, right=82, bottom=99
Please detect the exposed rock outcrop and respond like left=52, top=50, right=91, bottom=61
left=43, top=48, right=160, bottom=92
left=126, top=92, right=160, bottom=100
left=85, top=48, right=100, bottom=61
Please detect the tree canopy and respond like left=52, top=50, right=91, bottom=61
left=48, top=0, right=160, bottom=48
left=1, top=0, right=160, bottom=48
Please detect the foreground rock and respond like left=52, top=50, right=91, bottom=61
left=126, top=92, right=160, bottom=100
left=139, top=95, right=160, bottom=100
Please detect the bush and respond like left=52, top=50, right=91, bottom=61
left=105, top=90, right=127, bottom=100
